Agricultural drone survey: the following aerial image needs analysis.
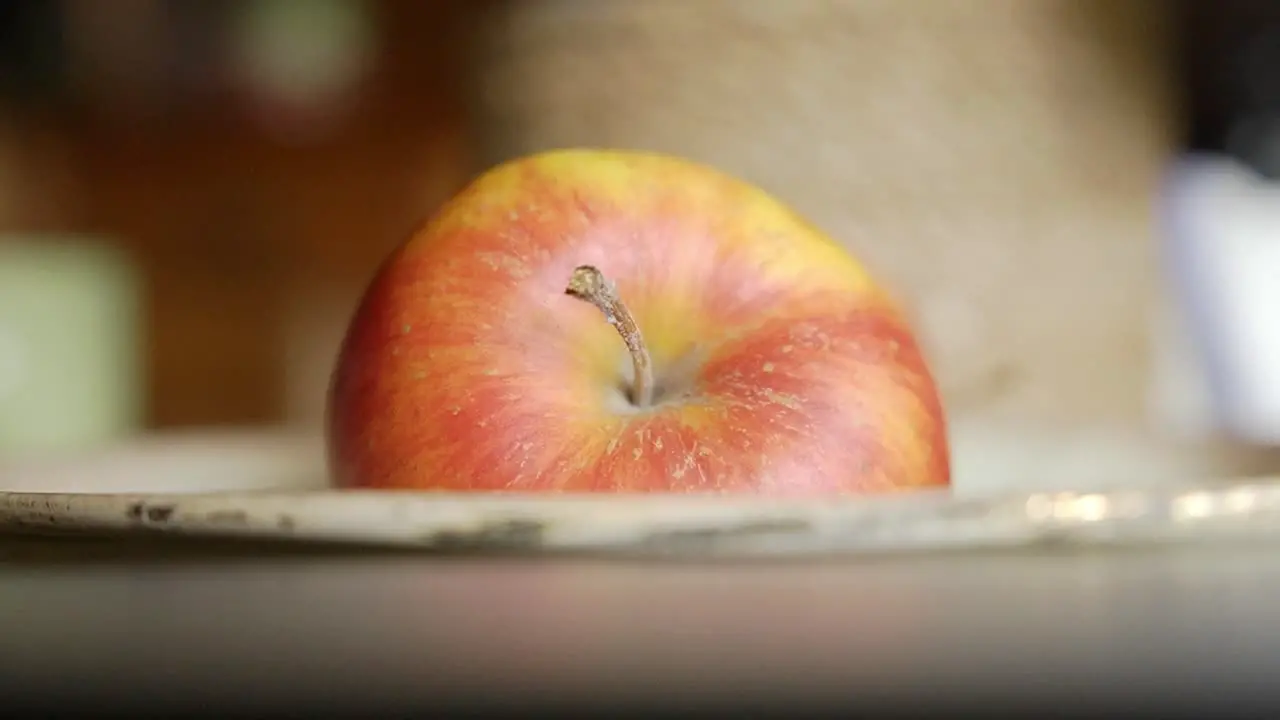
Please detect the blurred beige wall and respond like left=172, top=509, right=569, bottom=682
left=465, top=0, right=1280, bottom=488
left=471, top=0, right=1177, bottom=431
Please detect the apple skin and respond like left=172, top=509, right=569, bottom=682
left=327, top=148, right=950, bottom=495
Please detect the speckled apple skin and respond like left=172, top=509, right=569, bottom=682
left=328, top=149, right=949, bottom=494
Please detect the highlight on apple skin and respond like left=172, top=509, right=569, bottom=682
left=326, top=148, right=950, bottom=495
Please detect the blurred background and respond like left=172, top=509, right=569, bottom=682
left=2, top=0, right=1280, bottom=495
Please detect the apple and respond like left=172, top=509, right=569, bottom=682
left=327, top=149, right=949, bottom=494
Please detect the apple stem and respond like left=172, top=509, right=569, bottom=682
left=565, top=265, right=655, bottom=408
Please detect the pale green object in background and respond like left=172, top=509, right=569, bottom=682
left=0, top=238, right=143, bottom=464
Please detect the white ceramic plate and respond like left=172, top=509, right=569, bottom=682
left=0, top=429, right=327, bottom=494
left=4, top=429, right=1280, bottom=558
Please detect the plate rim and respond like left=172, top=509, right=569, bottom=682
left=3, top=479, right=1279, bottom=557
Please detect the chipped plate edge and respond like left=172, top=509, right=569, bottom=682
left=6, top=479, right=1280, bottom=558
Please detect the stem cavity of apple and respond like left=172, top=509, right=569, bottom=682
left=565, top=264, right=655, bottom=408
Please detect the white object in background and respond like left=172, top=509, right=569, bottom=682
left=1147, top=285, right=1218, bottom=440
left=1158, top=155, right=1280, bottom=445
left=0, top=238, right=143, bottom=465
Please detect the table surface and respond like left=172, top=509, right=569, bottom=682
left=4, top=534, right=1280, bottom=716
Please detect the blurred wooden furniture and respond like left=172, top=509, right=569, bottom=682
left=0, top=0, right=477, bottom=429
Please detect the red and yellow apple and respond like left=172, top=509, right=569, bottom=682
left=327, top=149, right=949, bottom=494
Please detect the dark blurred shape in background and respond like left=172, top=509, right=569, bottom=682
left=1179, top=0, right=1280, bottom=177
